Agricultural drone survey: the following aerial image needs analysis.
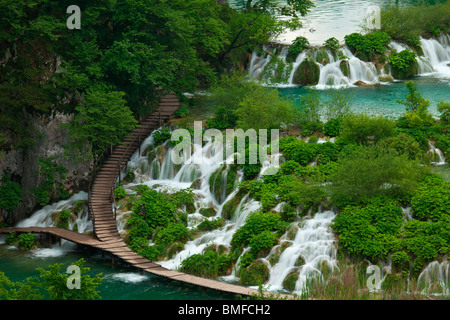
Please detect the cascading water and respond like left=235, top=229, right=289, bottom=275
left=246, top=34, right=450, bottom=89
left=418, top=260, right=450, bottom=296
left=11, top=191, right=92, bottom=257
left=428, top=141, right=447, bottom=165
left=417, top=34, right=450, bottom=78
left=265, top=210, right=338, bottom=293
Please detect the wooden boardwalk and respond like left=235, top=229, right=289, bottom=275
left=0, top=93, right=272, bottom=299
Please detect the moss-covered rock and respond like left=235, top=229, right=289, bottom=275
left=239, top=259, right=270, bottom=286
left=340, top=60, right=350, bottom=78
left=221, top=190, right=245, bottom=220
left=315, top=48, right=329, bottom=65
left=282, top=269, right=300, bottom=292
left=292, top=59, right=321, bottom=85
left=199, top=206, right=217, bottom=217
left=379, top=74, right=394, bottom=82
left=209, top=165, right=237, bottom=204
left=190, top=178, right=203, bottom=190
left=295, top=255, right=306, bottom=267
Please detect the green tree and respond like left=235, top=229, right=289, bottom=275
left=218, top=0, right=314, bottom=66
left=339, top=114, right=396, bottom=144
left=331, top=146, right=426, bottom=205
left=66, top=89, right=137, bottom=160
left=35, top=259, right=102, bottom=300
left=234, top=86, right=295, bottom=130
left=0, top=174, right=23, bottom=215
left=397, top=81, right=431, bottom=115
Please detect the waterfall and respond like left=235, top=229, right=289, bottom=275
left=16, top=191, right=91, bottom=232
left=12, top=191, right=92, bottom=257
left=418, top=35, right=450, bottom=78
left=288, top=52, right=306, bottom=86
left=246, top=34, right=450, bottom=88
left=428, top=141, right=446, bottom=165
left=247, top=45, right=273, bottom=81
left=265, top=210, right=338, bottom=293
left=418, top=260, right=450, bottom=296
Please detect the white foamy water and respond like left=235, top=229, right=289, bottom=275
left=265, top=210, right=338, bottom=293
left=109, top=272, right=149, bottom=283
left=13, top=191, right=92, bottom=257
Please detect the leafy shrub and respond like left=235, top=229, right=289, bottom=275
left=127, top=215, right=151, bottom=239
left=378, top=133, right=423, bottom=160
left=57, top=209, right=71, bottom=229
left=17, top=233, right=36, bottom=250
left=33, top=156, right=68, bottom=206
left=114, top=186, right=127, bottom=200
left=0, top=174, right=23, bottom=213
left=411, top=175, right=450, bottom=222
left=323, top=118, right=343, bottom=137
left=344, top=32, right=391, bottom=59
left=388, top=49, right=417, bottom=79
left=279, top=138, right=319, bottom=166
left=174, top=104, right=190, bottom=118
left=231, top=211, right=285, bottom=251
left=152, top=128, right=172, bottom=145
left=339, top=114, right=396, bottom=144
left=437, top=100, right=450, bottom=124
left=153, top=222, right=189, bottom=253
left=180, top=250, right=232, bottom=279
left=400, top=218, right=450, bottom=273
left=248, top=230, right=278, bottom=257
left=133, top=189, right=177, bottom=230
left=278, top=176, right=326, bottom=214
left=332, top=198, right=403, bottom=261
left=324, top=37, right=340, bottom=51
left=196, top=218, right=225, bottom=231
left=288, top=36, right=310, bottom=59
left=330, top=146, right=426, bottom=205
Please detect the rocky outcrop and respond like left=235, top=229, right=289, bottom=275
left=0, top=111, right=92, bottom=225
left=292, top=59, right=321, bottom=85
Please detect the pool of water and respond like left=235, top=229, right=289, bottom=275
left=280, top=76, right=449, bottom=118
left=0, top=242, right=237, bottom=300
left=228, top=0, right=425, bottom=45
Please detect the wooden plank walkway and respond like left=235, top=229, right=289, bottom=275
left=0, top=93, right=277, bottom=299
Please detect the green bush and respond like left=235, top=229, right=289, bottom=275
left=174, top=104, right=190, bottom=118
left=330, top=145, right=426, bottom=205
left=196, top=218, right=225, bottom=231
left=114, top=186, right=127, bottom=200
left=153, top=222, right=189, bottom=253
left=332, top=198, right=403, bottom=261
left=323, top=118, right=343, bottom=137
left=411, top=175, right=450, bottom=222
left=324, top=37, right=340, bottom=51
left=57, top=209, right=71, bottom=229
left=180, top=250, right=232, bottom=279
left=344, top=32, right=391, bottom=60
left=133, top=189, right=178, bottom=230
left=32, top=157, right=68, bottom=206
left=339, top=114, right=396, bottom=144
left=17, top=233, right=36, bottom=250
left=288, top=36, right=310, bottom=60
left=152, top=128, right=172, bottom=145
left=231, top=211, right=285, bottom=251
left=0, top=174, right=23, bottom=213
left=388, top=49, right=418, bottom=79
left=378, top=133, right=423, bottom=160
